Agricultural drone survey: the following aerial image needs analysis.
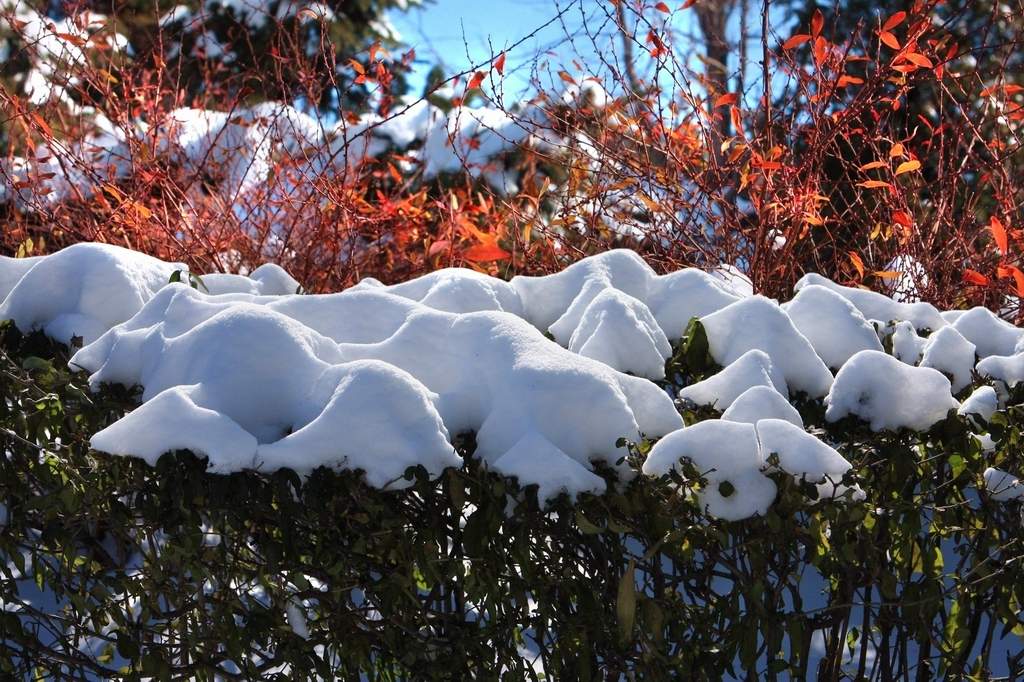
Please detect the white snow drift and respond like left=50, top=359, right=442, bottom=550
left=3, top=243, right=1024, bottom=519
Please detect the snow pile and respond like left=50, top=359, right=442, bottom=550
left=6, top=242, right=1024, bottom=517
left=71, top=283, right=682, bottom=501
left=0, top=243, right=183, bottom=345
left=700, top=296, right=834, bottom=398
left=782, top=284, right=882, bottom=369
left=958, top=386, right=999, bottom=423
left=983, top=468, right=1024, bottom=502
left=825, top=350, right=959, bottom=431
left=920, top=326, right=976, bottom=393
left=642, top=420, right=777, bottom=521
left=952, top=307, right=1023, bottom=358
left=976, top=353, right=1024, bottom=388
left=678, top=350, right=786, bottom=410
left=721, top=386, right=803, bottom=427
left=794, top=273, right=945, bottom=330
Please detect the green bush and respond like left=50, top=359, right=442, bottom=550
left=1, top=320, right=1022, bottom=680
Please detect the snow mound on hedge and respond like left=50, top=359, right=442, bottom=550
left=795, top=273, right=945, bottom=331
left=72, top=284, right=682, bottom=501
left=722, top=386, right=803, bottom=427
left=825, top=350, right=959, bottom=431
left=700, top=296, right=834, bottom=398
left=10, top=242, right=1024, bottom=516
left=642, top=420, right=777, bottom=521
left=510, top=249, right=739, bottom=341
left=678, top=349, right=787, bottom=410
left=983, top=467, right=1024, bottom=502
left=0, top=243, right=183, bottom=344
left=782, top=284, right=882, bottom=369
left=920, top=326, right=976, bottom=393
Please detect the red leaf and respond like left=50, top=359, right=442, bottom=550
left=811, top=9, right=824, bottom=38
left=464, top=244, right=511, bottom=262
left=782, top=34, right=811, bottom=50
left=991, top=216, right=1009, bottom=254
left=466, top=71, right=485, bottom=92
left=903, top=52, right=933, bottom=68
left=879, top=31, right=900, bottom=50
left=654, top=2, right=670, bottom=12
left=962, top=269, right=990, bottom=286
left=882, top=11, right=907, bottom=31
left=558, top=70, right=576, bottom=85
left=680, top=0, right=697, bottom=8
left=493, top=52, right=506, bottom=75
left=714, top=92, right=738, bottom=108
left=998, top=265, right=1024, bottom=297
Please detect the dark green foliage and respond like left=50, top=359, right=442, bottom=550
left=1, top=320, right=1023, bottom=679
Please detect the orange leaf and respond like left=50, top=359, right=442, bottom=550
left=348, top=59, right=365, bottom=75
left=466, top=71, right=485, bottom=92
left=811, top=9, right=824, bottom=38
left=999, top=265, right=1024, bottom=297
left=895, top=159, right=921, bottom=175
left=991, top=216, right=1009, bottom=254
left=889, top=143, right=905, bottom=158
left=848, top=251, right=865, bottom=278
left=892, top=210, right=913, bottom=230
left=962, top=269, right=990, bottom=286
left=873, top=270, right=900, bottom=279
left=464, top=244, right=511, bottom=262
left=493, top=52, right=506, bottom=75
left=654, top=2, right=670, bottom=12
left=857, top=180, right=892, bottom=189
left=882, top=11, right=907, bottom=31
left=904, top=52, right=933, bottom=68
left=715, top=92, right=738, bottom=108
left=858, top=161, right=887, bottom=171
left=837, top=75, right=864, bottom=87
left=558, top=70, right=576, bottom=85
left=879, top=31, right=900, bottom=50
left=782, top=34, right=811, bottom=50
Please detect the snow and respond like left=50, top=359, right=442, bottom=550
left=958, top=386, right=998, bottom=423
left=700, top=296, right=834, bottom=398
left=563, top=288, right=672, bottom=379
left=9, top=241, right=1024, bottom=514
left=983, top=467, right=1024, bottom=502
left=72, top=282, right=682, bottom=502
left=795, top=273, right=945, bottom=331
left=755, top=418, right=851, bottom=484
left=976, top=352, right=1024, bottom=387
left=952, top=306, right=1024, bottom=358
left=0, top=243, right=183, bottom=345
left=721, top=386, right=804, bottom=427
left=510, top=249, right=738, bottom=340
left=825, top=350, right=959, bottom=431
left=678, top=349, right=787, bottom=410
left=642, top=420, right=776, bottom=521
left=920, top=326, right=977, bottom=393
left=782, top=284, right=883, bottom=369
left=891, top=321, right=926, bottom=365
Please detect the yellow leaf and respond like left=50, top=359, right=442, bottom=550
left=857, top=180, right=892, bottom=189
left=895, top=159, right=921, bottom=176
left=859, top=161, right=887, bottom=171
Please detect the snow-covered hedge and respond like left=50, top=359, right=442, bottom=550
left=2, top=243, right=1023, bottom=678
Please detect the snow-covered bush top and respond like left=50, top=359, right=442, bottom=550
left=2, top=243, right=1023, bottom=517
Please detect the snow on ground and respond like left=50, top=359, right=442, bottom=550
left=3, top=243, right=1024, bottom=518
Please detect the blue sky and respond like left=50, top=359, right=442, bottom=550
left=387, top=0, right=624, bottom=97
